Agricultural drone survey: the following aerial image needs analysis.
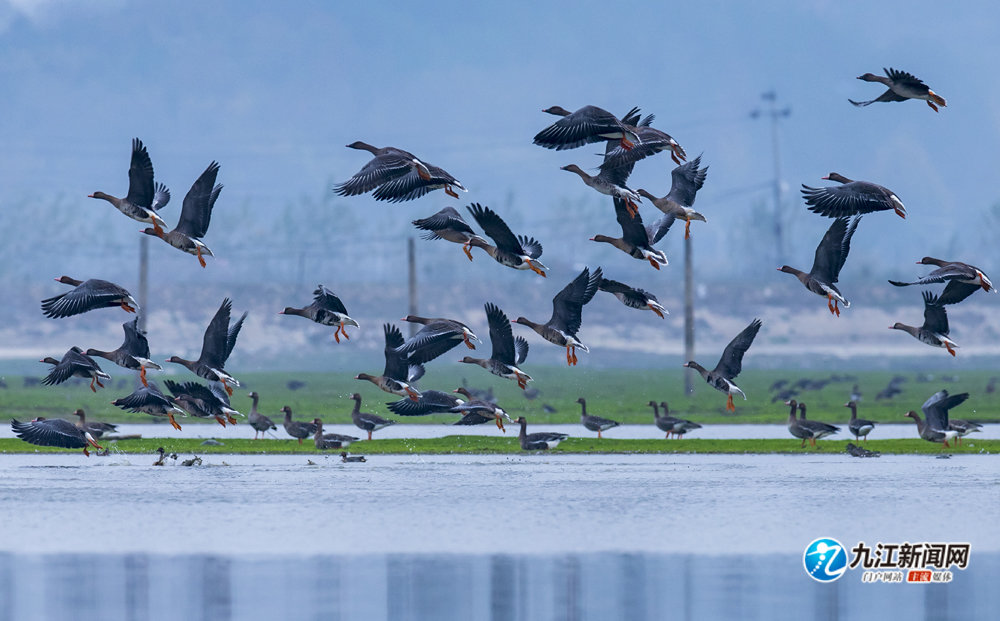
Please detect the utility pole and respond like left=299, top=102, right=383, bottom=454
left=137, top=236, right=149, bottom=333
left=683, top=236, right=695, bottom=396
left=407, top=237, right=417, bottom=338
left=750, top=91, right=791, bottom=264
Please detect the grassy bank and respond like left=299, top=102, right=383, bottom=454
left=1, top=368, right=999, bottom=427
left=0, top=437, right=995, bottom=456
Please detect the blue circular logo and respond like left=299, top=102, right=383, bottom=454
left=803, top=537, right=848, bottom=582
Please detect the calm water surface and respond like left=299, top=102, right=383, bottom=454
left=1, top=453, right=996, bottom=619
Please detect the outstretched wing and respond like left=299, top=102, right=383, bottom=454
left=885, top=67, right=929, bottom=90
left=485, top=302, right=516, bottom=366
left=514, top=336, right=529, bottom=366
left=800, top=183, right=894, bottom=218
left=11, top=418, right=86, bottom=449
left=313, top=285, right=349, bottom=314
left=224, top=311, right=247, bottom=362
left=122, top=318, right=151, bottom=358
left=810, top=217, right=860, bottom=284
left=849, top=89, right=907, bottom=107
left=468, top=203, right=525, bottom=254
left=175, top=161, right=221, bottom=238
left=938, top=281, right=980, bottom=306
left=646, top=212, right=677, bottom=246
left=921, top=389, right=968, bottom=430
left=382, top=323, right=409, bottom=380
left=665, top=155, right=707, bottom=207
left=549, top=267, right=601, bottom=334
left=126, top=138, right=155, bottom=208
left=921, top=291, right=949, bottom=335
left=334, top=152, right=413, bottom=196
left=713, top=318, right=763, bottom=380
left=613, top=197, right=650, bottom=247
left=199, top=298, right=233, bottom=367
left=150, top=182, right=171, bottom=211
left=412, top=207, right=475, bottom=236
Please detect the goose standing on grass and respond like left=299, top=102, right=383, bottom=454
left=778, top=216, right=861, bottom=316
left=72, top=409, right=117, bottom=439
left=166, top=380, right=241, bottom=426
left=166, top=298, right=247, bottom=396
left=355, top=324, right=422, bottom=401
left=85, top=318, right=161, bottom=386
left=450, top=387, right=510, bottom=431
left=684, top=318, right=762, bottom=412
left=796, top=402, right=839, bottom=446
left=598, top=278, right=668, bottom=318
left=350, top=393, right=395, bottom=440
left=785, top=400, right=815, bottom=448
left=88, top=138, right=169, bottom=235
left=517, top=416, right=569, bottom=450
left=906, top=389, right=968, bottom=447
left=40, top=346, right=111, bottom=392
left=334, top=141, right=466, bottom=200
left=280, top=285, right=359, bottom=343
left=142, top=161, right=222, bottom=268
left=889, top=257, right=995, bottom=305
left=460, top=303, right=532, bottom=389
left=396, top=316, right=480, bottom=365
left=577, top=398, right=619, bottom=439
left=635, top=155, right=708, bottom=240
left=845, top=401, right=875, bottom=442
left=590, top=197, right=671, bottom=270
left=533, top=105, right=640, bottom=151
left=111, top=382, right=186, bottom=430
left=11, top=418, right=102, bottom=456
left=890, top=291, right=958, bottom=356
left=247, top=392, right=276, bottom=440
left=849, top=68, right=947, bottom=112
left=411, top=207, right=486, bottom=261
left=466, top=203, right=547, bottom=277
left=801, top=173, right=906, bottom=219
left=312, top=419, right=359, bottom=450
left=281, top=406, right=318, bottom=444
left=41, top=277, right=138, bottom=318
left=514, top=266, right=602, bottom=366
left=657, top=402, right=702, bottom=439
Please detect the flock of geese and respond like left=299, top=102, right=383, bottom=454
left=10, top=67, right=993, bottom=456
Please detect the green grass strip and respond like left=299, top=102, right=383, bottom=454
left=0, top=437, right=996, bottom=456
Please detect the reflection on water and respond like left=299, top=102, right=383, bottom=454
left=0, top=552, right=994, bottom=621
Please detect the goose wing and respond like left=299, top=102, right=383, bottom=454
left=41, top=279, right=132, bottom=319
left=125, top=138, right=155, bottom=208
left=485, top=302, right=517, bottom=366
left=175, top=161, right=221, bottom=238
left=467, top=203, right=525, bottom=255
left=809, top=217, right=860, bottom=284
left=334, top=150, right=414, bottom=196
left=412, top=207, right=476, bottom=236
left=548, top=267, right=601, bottom=334
left=665, top=155, right=707, bottom=207
left=11, top=418, right=87, bottom=449
left=921, top=291, right=949, bottom=335
left=713, top=318, right=762, bottom=380
left=122, top=318, right=152, bottom=358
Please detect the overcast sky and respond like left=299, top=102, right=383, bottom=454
left=1, top=0, right=998, bottom=288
